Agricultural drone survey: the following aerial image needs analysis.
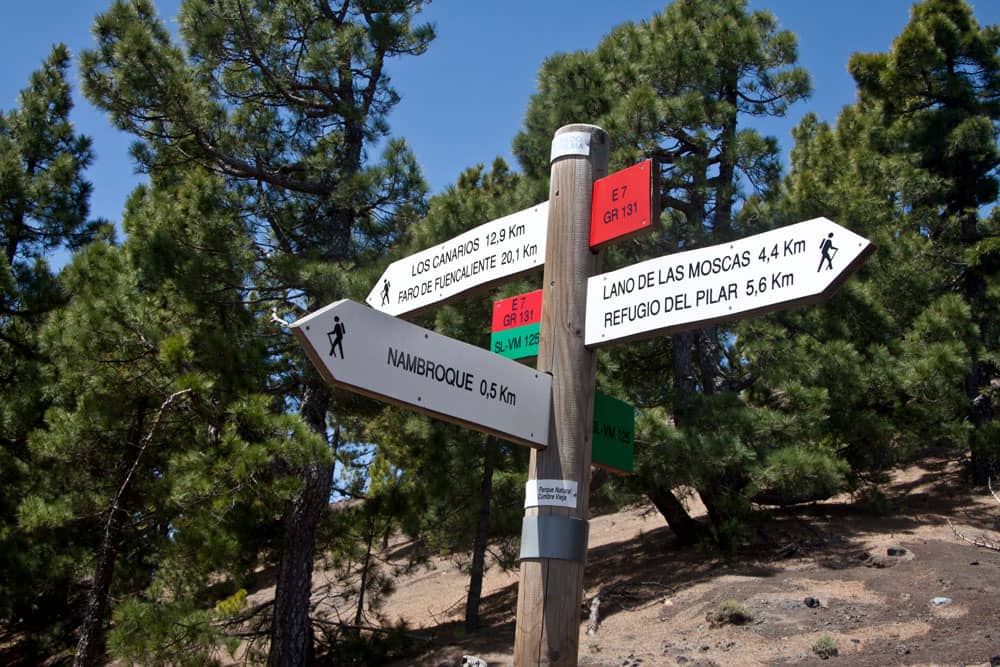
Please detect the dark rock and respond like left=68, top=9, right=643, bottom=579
left=887, top=547, right=907, bottom=557
left=804, top=596, right=821, bottom=608
left=990, top=656, right=1000, bottom=667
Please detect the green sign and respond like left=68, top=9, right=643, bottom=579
left=592, top=392, right=635, bottom=473
left=491, top=322, right=540, bottom=360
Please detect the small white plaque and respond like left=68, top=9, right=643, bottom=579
left=525, top=479, right=579, bottom=509
left=550, top=131, right=591, bottom=162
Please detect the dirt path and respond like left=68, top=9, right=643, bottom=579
left=373, top=456, right=1000, bottom=666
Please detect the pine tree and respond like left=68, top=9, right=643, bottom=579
left=80, top=1, right=432, bottom=661
left=513, top=0, right=810, bottom=543
left=19, top=164, right=333, bottom=664
left=729, top=0, right=998, bottom=509
left=0, top=44, right=96, bottom=643
left=848, top=0, right=1000, bottom=483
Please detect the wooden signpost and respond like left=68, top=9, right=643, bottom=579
left=292, top=123, right=872, bottom=666
left=513, top=124, right=608, bottom=665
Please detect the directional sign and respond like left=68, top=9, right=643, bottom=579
left=292, top=300, right=552, bottom=448
left=492, top=289, right=543, bottom=332
left=490, top=289, right=543, bottom=361
left=491, top=323, right=540, bottom=361
left=590, top=159, right=658, bottom=249
left=592, top=392, right=635, bottom=474
left=585, top=217, right=873, bottom=348
left=367, top=202, right=549, bottom=317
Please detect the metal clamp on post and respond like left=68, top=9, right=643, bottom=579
left=519, top=515, right=589, bottom=562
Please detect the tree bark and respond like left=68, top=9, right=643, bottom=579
left=267, top=376, right=334, bottom=667
left=465, top=436, right=496, bottom=633
left=646, top=487, right=705, bottom=545
left=74, top=407, right=147, bottom=667
left=640, top=332, right=706, bottom=543
left=353, top=518, right=375, bottom=629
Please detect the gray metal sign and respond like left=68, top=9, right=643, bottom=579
left=585, top=217, right=874, bottom=347
left=366, top=202, right=549, bottom=317
left=292, top=300, right=552, bottom=448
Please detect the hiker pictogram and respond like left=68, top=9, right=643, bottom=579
left=381, top=279, right=391, bottom=306
left=327, top=316, right=346, bottom=359
left=818, top=232, right=838, bottom=272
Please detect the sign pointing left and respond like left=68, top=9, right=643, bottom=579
left=291, top=300, right=552, bottom=448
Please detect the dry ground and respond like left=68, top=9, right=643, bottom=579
left=4, top=455, right=999, bottom=666
left=347, top=455, right=1000, bottom=666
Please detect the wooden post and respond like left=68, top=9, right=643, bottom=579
left=513, top=124, right=608, bottom=666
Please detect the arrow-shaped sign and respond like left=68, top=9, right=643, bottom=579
left=292, top=300, right=552, bottom=448
left=367, top=202, right=549, bottom=317
left=585, top=217, right=873, bottom=348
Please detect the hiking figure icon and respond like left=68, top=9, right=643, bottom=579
left=327, top=316, right=346, bottom=359
left=818, top=233, right=838, bottom=272
left=381, top=279, right=391, bottom=306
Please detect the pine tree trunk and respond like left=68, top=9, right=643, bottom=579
left=640, top=331, right=705, bottom=542
left=268, top=377, right=333, bottom=667
left=74, top=407, right=147, bottom=667
left=959, top=217, right=997, bottom=485
left=647, top=487, right=705, bottom=545
left=465, top=436, right=496, bottom=633
left=968, top=359, right=997, bottom=485
left=354, top=520, right=375, bottom=629
left=73, top=513, right=122, bottom=667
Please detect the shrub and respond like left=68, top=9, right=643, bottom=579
left=812, top=634, right=838, bottom=659
left=705, top=598, right=754, bottom=627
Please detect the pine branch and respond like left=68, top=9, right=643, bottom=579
left=110, top=389, right=193, bottom=511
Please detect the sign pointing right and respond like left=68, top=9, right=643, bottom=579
left=585, top=217, right=873, bottom=348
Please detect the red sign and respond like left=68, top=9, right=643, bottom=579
left=589, top=159, right=658, bottom=249
left=491, top=289, right=543, bottom=332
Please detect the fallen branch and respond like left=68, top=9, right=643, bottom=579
left=586, top=581, right=673, bottom=635
left=946, top=518, right=1000, bottom=551
left=945, top=477, right=1000, bottom=552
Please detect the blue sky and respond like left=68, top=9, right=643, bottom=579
left=2, top=1, right=999, bottom=230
